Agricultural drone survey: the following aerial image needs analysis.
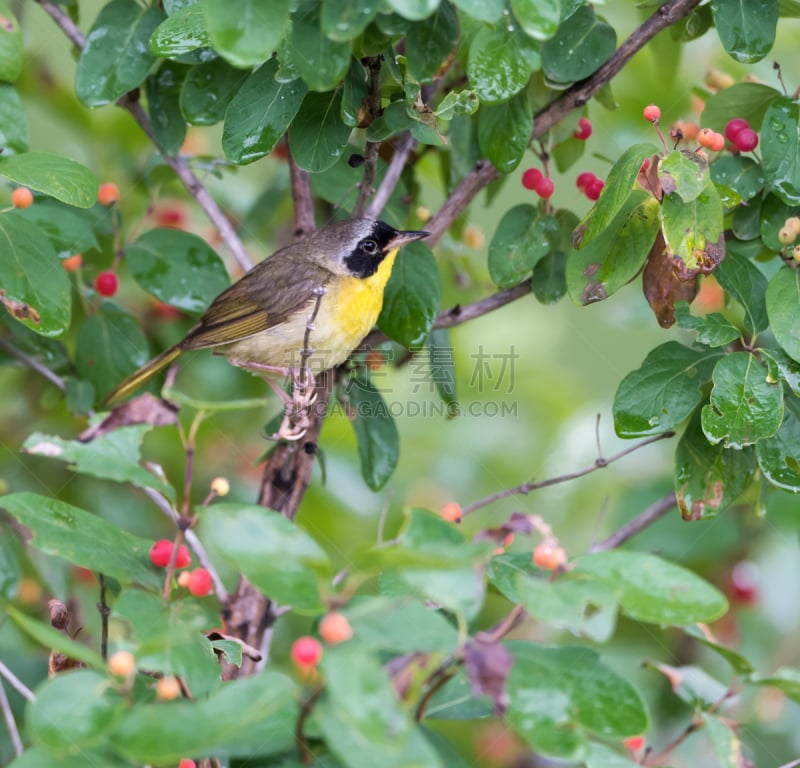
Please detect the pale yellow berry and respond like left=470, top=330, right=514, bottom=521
left=108, top=650, right=135, bottom=677
left=415, top=205, right=431, bottom=223
left=210, top=477, right=230, bottom=496
left=793, top=245, right=800, bottom=263
left=155, top=676, right=181, bottom=700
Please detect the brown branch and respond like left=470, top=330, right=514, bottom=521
left=289, top=153, right=315, bottom=237
left=97, top=573, right=110, bottom=661
left=589, top=492, right=677, bottom=552
left=462, top=431, right=675, bottom=517
left=364, top=132, right=418, bottom=220
left=296, top=684, right=325, bottom=765
left=353, top=57, right=384, bottom=218
left=423, top=0, right=703, bottom=243
left=36, top=0, right=252, bottom=274
left=0, top=337, right=66, bottom=391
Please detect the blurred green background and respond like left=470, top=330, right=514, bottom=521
left=2, top=2, right=800, bottom=765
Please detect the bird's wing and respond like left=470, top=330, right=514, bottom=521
left=181, top=251, right=333, bottom=350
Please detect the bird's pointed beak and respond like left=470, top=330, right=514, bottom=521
left=389, top=229, right=430, bottom=249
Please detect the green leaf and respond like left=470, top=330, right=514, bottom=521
left=759, top=192, right=800, bottom=251
left=701, top=351, right=783, bottom=448
left=674, top=302, right=740, bottom=347
left=674, top=408, right=757, bottom=520
left=700, top=82, right=780, bottom=132
left=427, top=328, right=458, bottom=414
left=222, top=58, right=307, bottom=164
left=586, top=743, right=639, bottom=767
left=23, top=426, right=175, bottom=499
left=0, top=2, right=23, bottom=82
left=766, top=266, right=800, bottom=362
left=710, top=0, right=777, bottom=63
left=110, top=673, right=297, bottom=762
left=660, top=177, right=724, bottom=273
left=289, top=90, right=352, bottom=172
left=647, top=663, right=729, bottom=707
left=8, top=748, right=130, bottom=768
left=29, top=670, right=125, bottom=754
left=146, top=61, right=188, bottom=156
left=181, top=59, right=248, bottom=126
left=681, top=625, right=754, bottom=674
left=0, top=152, right=98, bottom=208
left=149, top=4, right=209, bottom=56
left=292, top=1, right=352, bottom=91
left=713, top=248, right=769, bottom=336
left=378, top=240, right=441, bottom=348
left=0, top=493, right=161, bottom=590
left=659, top=150, right=707, bottom=202
left=0, top=83, right=28, bottom=154
left=511, top=0, right=560, bottom=41
left=201, top=502, right=331, bottom=612
left=384, top=0, right=441, bottom=20
left=317, top=643, right=444, bottom=768
left=15, top=200, right=100, bottom=258
left=206, top=0, right=288, bottom=67
left=406, top=2, right=459, bottom=83
left=0, top=212, right=71, bottom=337
left=75, top=303, right=150, bottom=402
left=477, top=90, right=533, bottom=172
left=322, top=0, right=380, bottom=41
left=571, top=550, right=729, bottom=624
left=763, top=346, right=800, bottom=395
left=761, top=96, right=800, bottom=206
left=541, top=5, right=616, bottom=84
left=341, top=597, right=459, bottom=653
left=4, top=605, right=105, bottom=669
left=341, top=57, right=369, bottom=127
left=488, top=205, right=557, bottom=287
left=532, top=250, right=567, bottom=304
left=467, top=27, right=539, bottom=104
left=702, top=713, right=745, bottom=768
left=613, top=342, right=723, bottom=438
left=756, top=395, right=800, bottom=491
left=581, top=144, right=658, bottom=245
left=567, top=193, right=660, bottom=306
left=126, top=227, right=230, bottom=314
left=348, top=375, right=400, bottom=490
left=749, top=667, right=800, bottom=702
left=709, top=156, right=765, bottom=201
left=76, top=0, right=164, bottom=107
left=424, top=671, right=494, bottom=720
left=505, top=643, right=647, bottom=760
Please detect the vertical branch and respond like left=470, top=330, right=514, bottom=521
left=0, top=678, right=23, bottom=757
left=353, top=57, right=384, bottom=217
left=97, top=573, right=110, bottom=661
left=364, top=132, right=417, bottom=220
left=289, top=153, right=316, bottom=237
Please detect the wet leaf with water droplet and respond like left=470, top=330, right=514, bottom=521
left=756, top=394, right=800, bottom=492
left=761, top=96, right=800, bottom=206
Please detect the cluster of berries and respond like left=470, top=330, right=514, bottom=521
left=149, top=539, right=212, bottom=597
left=521, top=167, right=554, bottom=199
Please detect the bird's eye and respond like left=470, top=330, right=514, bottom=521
left=362, top=239, right=378, bottom=254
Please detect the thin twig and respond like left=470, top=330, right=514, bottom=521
left=298, top=288, right=326, bottom=394
left=462, top=431, right=675, bottom=517
left=142, top=487, right=229, bottom=601
left=476, top=604, right=526, bottom=644
left=0, top=337, right=65, bottom=391
left=0, top=678, right=23, bottom=756
left=296, top=684, right=325, bottom=766
left=364, top=132, right=418, bottom=220
left=289, top=153, right=315, bottom=237
left=0, top=660, right=35, bottom=702
left=36, top=0, right=252, bottom=273
left=777, top=760, right=800, bottom=768
left=589, top=492, right=677, bottom=552
left=97, top=573, right=110, bottom=661
left=353, top=57, right=384, bottom=217
left=415, top=660, right=461, bottom=721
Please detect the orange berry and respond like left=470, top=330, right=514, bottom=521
left=11, top=187, right=33, bottom=208
left=672, top=120, right=699, bottom=141
left=533, top=542, right=567, bottom=570
left=155, top=676, right=181, bottom=700
left=697, top=127, right=715, bottom=148
left=708, top=131, right=725, bottom=152
left=319, top=611, right=353, bottom=644
left=177, top=571, right=191, bottom=588
left=62, top=254, right=83, bottom=272
left=440, top=502, right=462, bottom=523
left=97, top=182, right=119, bottom=206
left=463, top=223, right=485, bottom=249
left=108, top=650, right=135, bottom=677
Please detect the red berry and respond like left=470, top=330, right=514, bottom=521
left=724, top=118, right=749, bottom=142
left=11, top=187, right=33, bottom=208
left=731, top=560, right=759, bottom=604
left=574, top=117, right=592, bottom=140
left=187, top=568, right=212, bottom=597
left=175, top=544, right=191, bottom=569
left=179, top=761, right=197, bottom=768
left=291, top=636, right=322, bottom=668
left=585, top=177, right=604, bottom=201
left=521, top=168, right=543, bottom=190
left=640, top=158, right=650, bottom=173
left=94, top=271, right=118, bottom=297
left=576, top=171, right=596, bottom=189
left=150, top=539, right=173, bottom=568
left=733, top=128, right=758, bottom=152
left=643, top=104, right=661, bottom=122
left=97, top=182, right=120, bottom=206
left=624, top=735, right=645, bottom=751
left=535, top=177, right=554, bottom=199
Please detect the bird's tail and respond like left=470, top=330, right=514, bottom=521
left=104, top=345, right=183, bottom=407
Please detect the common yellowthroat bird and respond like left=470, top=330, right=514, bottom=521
left=105, top=219, right=429, bottom=406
